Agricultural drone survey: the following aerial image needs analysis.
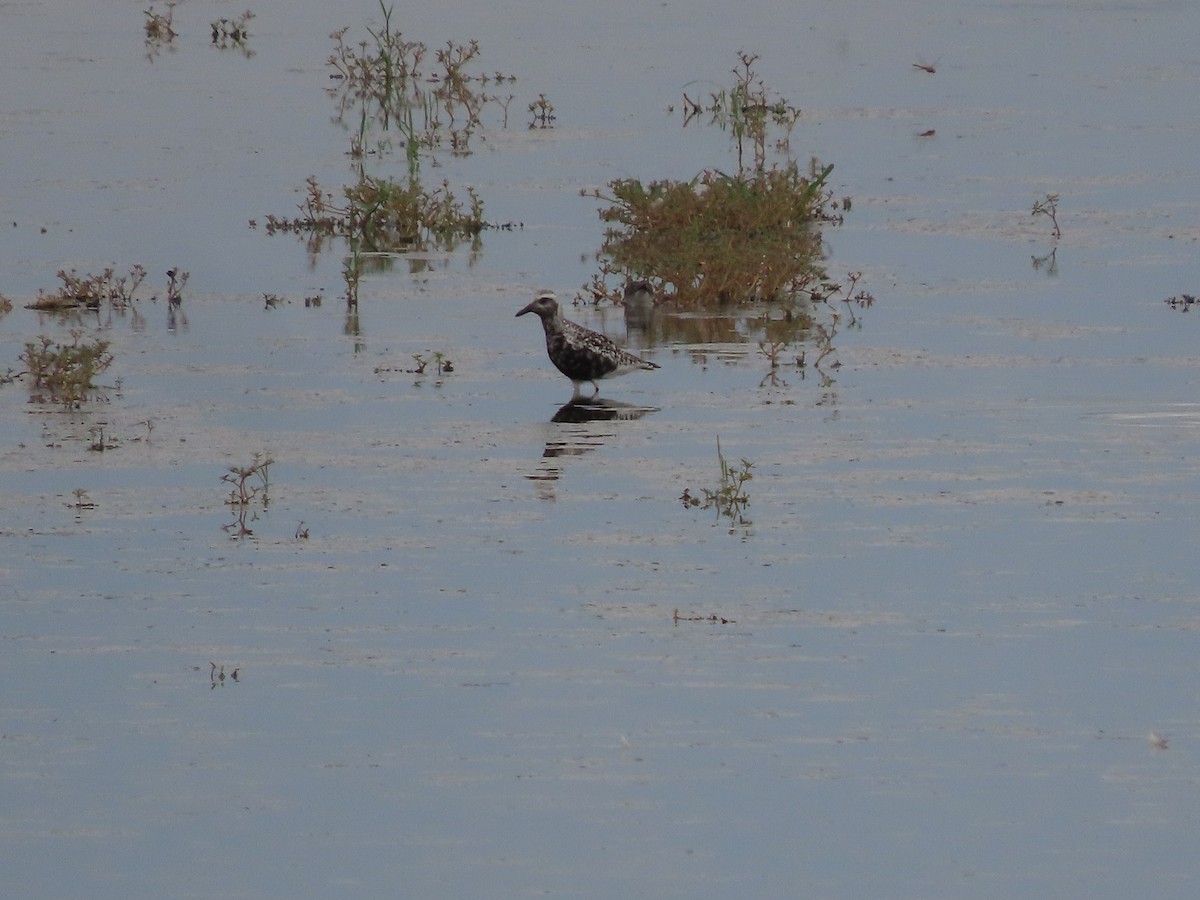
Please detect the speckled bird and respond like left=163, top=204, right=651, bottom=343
left=516, top=290, right=659, bottom=397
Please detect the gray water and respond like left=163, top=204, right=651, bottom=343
left=3, top=1, right=1200, bottom=897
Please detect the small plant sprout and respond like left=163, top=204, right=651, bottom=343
left=144, top=3, right=178, bottom=46
left=1031, top=193, right=1061, bottom=238
left=88, top=425, right=116, bottom=453
left=680, top=438, right=754, bottom=532
left=71, top=488, right=96, bottom=510
left=166, top=268, right=189, bottom=305
left=222, top=453, right=274, bottom=506
left=528, top=93, right=555, bottom=128
left=295, top=521, right=310, bottom=540
left=211, top=10, right=255, bottom=50
left=210, top=662, right=241, bottom=688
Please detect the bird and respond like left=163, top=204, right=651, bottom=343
left=516, top=290, right=659, bottom=397
left=622, top=279, right=656, bottom=333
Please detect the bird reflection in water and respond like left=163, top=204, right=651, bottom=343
left=527, top=398, right=659, bottom=497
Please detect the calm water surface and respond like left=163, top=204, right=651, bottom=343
left=3, top=1, right=1200, bottom=897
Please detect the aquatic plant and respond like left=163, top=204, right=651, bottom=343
left=594, top=159, right=835, bottom=308
left=326, top=0, right=517, bottom=169
left=165, top=267, right=188, bottom=305
left=144, top=3, right=178, bottom=46
left=209, top=662, right=241, bottom=688
left=27, top=265, right=147, bottom=312
left=266, top=174, right=486, bottom=251
left=211, top=10, right=255, bottom=52
left=680, top=438, right=753, bottom=531
left=588, top=53, right=854, bottom=309
left=19, top=332, right=114, bottom=406
left=684, top=51, right=803, bottom=176
left=1032, top=192, right=1061, bottom=238
left=527, top=93, right=555, bottom=129
left=222, top=452, right=273, bottom=507
left=581, top=53, right=872, bottom=386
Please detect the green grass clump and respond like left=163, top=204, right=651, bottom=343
left=586, top=52, right=849, bottom=310
left=597, top=160, right=833, bottom=307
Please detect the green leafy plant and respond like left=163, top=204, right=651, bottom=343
left=19, top=332, right=114, bottom=406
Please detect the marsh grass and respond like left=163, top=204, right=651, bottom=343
left=19, top=332, right=114, bottom=407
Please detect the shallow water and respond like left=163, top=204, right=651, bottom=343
left=3, top=1, right=1200, bottom=898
